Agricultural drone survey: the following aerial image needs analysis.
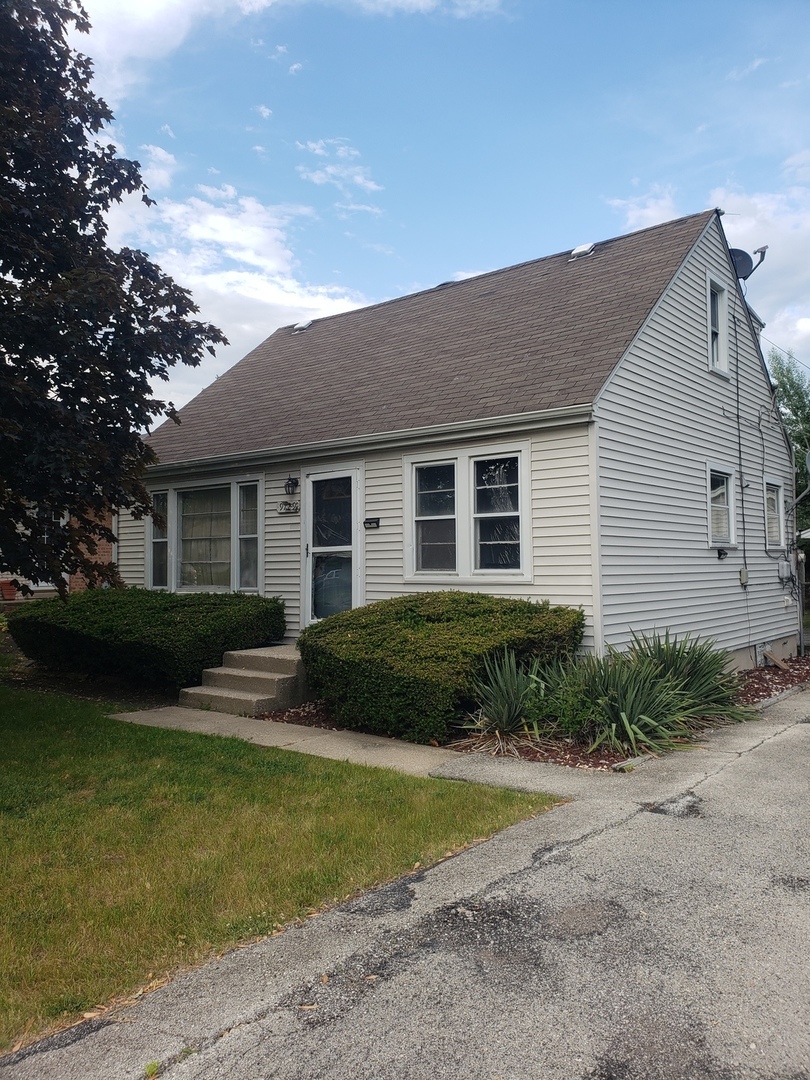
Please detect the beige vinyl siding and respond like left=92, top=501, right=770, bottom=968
left=263, top=468, right=302, bottom=636
left=595, top=218, right=796, bottom=658
left=364, top=452, right=405, bottom=601
left=116, top=509, right=146, bottom=586
left=361, top=427, right=596, bottom=650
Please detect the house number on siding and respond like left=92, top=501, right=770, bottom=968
left=278, top=500, right=301, bottom=514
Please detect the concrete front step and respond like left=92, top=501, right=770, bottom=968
left=222, top=645, right=302, bottom=675
left=202, top=666, right=300, bottom=703
left=178, top=685, right=279, bottom=716
left=179, top=644, right=308, bottom=717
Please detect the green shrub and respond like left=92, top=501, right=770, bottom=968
left=297, top=592, right=584, bottom=743
left=6, top=588, right=285, bottom=689
left=524, top=657, right=601, bottom=737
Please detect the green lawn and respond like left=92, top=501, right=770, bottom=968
left=0, top=685, right=552, bottom=1051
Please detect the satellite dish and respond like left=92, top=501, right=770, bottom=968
left=730, top=248, right=754, bottom=280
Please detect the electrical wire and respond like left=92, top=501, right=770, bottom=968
left=732, top=309, right=749, bottom=574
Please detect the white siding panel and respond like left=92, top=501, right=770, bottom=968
left=116, top=509, right=146, bottom=587
left=596, top=218, right=797, bottom=657
left=263, top=468, right=302, bottom=636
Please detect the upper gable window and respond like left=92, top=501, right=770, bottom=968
left=708, top=279, right=728, bottom=373
left=765, top=482, right=785, bottom=550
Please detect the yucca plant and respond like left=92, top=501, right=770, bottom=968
left=624, top=630, right=754, bottom=726
left=454, top=649, right=544, bottom=755
left=573, top=651, right=694, bottom=755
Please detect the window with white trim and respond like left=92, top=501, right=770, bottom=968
left=708, top=468, right=734, bottom=545
left=474, top=457, right=521, bottom=569
left=765, top=482, right=784, bottom=549
left=150, top=491, right=168, bottom=588
left=414, top=463, right=456, bottom=570
left=238, top=483, right=259, bottom=588
left=407, top=445, right=529, bottom=579
left=148, top=479, right=261, bottom=591
left=708, top=280, right=728, bottom=373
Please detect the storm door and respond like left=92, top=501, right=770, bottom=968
left=305, top=470, right=360, bottom=622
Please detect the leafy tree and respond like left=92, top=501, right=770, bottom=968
left=767, top=347, right=810, bottom=533
left=0, top=0, right=226, bottom=593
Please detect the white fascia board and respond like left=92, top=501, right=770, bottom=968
left=146, top=404, right=594, bottom=482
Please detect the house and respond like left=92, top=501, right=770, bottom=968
left=0, top=515, right=118, bottom=602
left=116, top=209, right=798, bottom=668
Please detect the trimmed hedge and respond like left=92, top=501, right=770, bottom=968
left=7, top=588, right=286, bottom=689
left=297, top=592, right=584, bottom=744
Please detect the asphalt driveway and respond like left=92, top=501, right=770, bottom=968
left=3, top=692, right=809, bottom=1080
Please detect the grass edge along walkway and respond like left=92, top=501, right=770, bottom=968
left=0, top=684, right=555, bottom=1052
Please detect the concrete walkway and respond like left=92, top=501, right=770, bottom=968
left=115, top=705, right=461, bottom=778
left=3, top=693, right=809, bottom=1079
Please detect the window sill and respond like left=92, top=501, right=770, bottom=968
left=708, top=366, right=731, bottom=381
left=405, top=571, right=533, bottom=585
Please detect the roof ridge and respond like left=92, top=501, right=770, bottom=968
left=276, top=209, right=718, bottom=334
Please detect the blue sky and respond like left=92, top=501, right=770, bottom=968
left=78, top=0, right=810, bottom=410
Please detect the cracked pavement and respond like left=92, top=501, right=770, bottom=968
left=2, top=692, right=809, bottom=1080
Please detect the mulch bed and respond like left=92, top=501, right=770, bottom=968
left=258, top=653, right=810, bottom=772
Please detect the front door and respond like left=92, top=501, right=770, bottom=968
left=305, top=469, right=361, bottom=622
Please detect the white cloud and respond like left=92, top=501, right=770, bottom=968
left=256, top=104, right=272, bottom=119
left=296, top=139, right=330, bottom=156
left=289, top=62, right=303, bottom=74
left=727, top=57, right=767, bottom=81
left=139, top=144, right=179, bottom=191
left=160, top=123, right=176, bottom=139
left=607, top=184, right=679, bottom=231
left=298, top=163, right=382, bottom=193
left=335, top=201, right=384, bottom=216
left=783, top=150, right=810, bottom=184
left=105, top=182, right=366, bottom=408
left=296, top=139, right=382, bottom=196
left=196, top=182, right=238, bottom=200
left=251, top=145, right=267, bottom=155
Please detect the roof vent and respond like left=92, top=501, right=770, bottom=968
left=293, top=319, right=312, bottom=333
left=569, top=242, right=595, bottom=261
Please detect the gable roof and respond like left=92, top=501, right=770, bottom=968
left=148, top=210, right=717, bottom=466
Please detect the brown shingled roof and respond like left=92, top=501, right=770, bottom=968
left=148, top=210, right=716, bottom=465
